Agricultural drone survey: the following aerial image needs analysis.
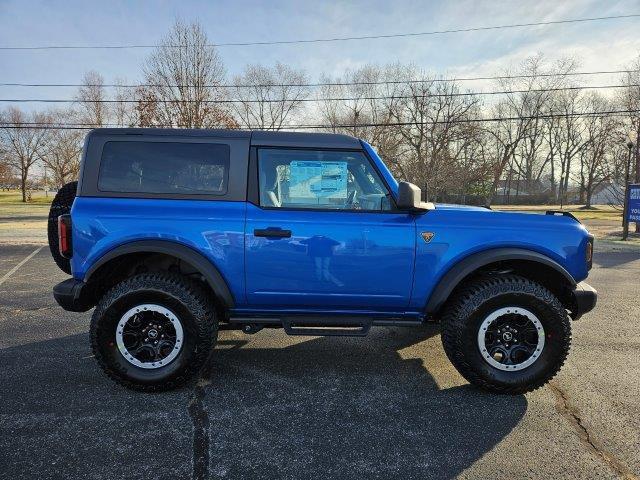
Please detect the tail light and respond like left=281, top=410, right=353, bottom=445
left=586, top=236, right=594, bottom=270
left=58, top=214, right=73, bottom=258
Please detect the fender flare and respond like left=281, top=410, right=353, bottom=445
left=424, top=247, right=576, bottom=314
left=84, top=240, right=235, bottom=308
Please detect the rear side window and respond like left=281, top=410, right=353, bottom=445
left=98, top=141, right=230, bottom=195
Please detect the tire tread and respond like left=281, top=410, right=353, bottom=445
left=47, top=181, right=77, bottom=274
left=441, top=274, right=571, bottom=395
left=90, top=272, right=217, bottom=392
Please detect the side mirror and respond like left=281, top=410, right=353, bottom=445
left=397, top=181, right=422, bottom=210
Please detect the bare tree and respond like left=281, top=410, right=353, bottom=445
left=545, top=88, right=586, bottom=204
left=319, top=64, right=489, bottom=201
left=76, top=71, right=107, bottom=127
left=0, top=107, right=50, bottom=201
left=392, top=74, right=481, bottom=200
left=37, top=110, right=83, bottom=187
left=0, top=145, right=16, bottom=188
left=576, top=94, right=620, bottom=207
left=619, top=56, right=640, bottom=181
left=230, top=63, right=308, bottom=130
left=112, top=79, right=139, bottom=127
left=2, top=45, right=636, bottom=208
left=317, top=64, right=403, bottom=172
left=140, top=20, right=236, bottom=128
left=489, top=57, right=563, bottom=202
left=134, top=86, right=159, bottom=127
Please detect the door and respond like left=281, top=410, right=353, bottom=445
left=244, top=147, right=416, bottom=311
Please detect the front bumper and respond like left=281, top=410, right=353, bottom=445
left=570, top=281, right=597, bottom=320
left=53, top=278, right=94, bottom=312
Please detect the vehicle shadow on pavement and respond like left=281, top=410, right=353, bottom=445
left=0, top=326, right=527, bottom=480
left=593, top=251, right=640, bottom=269
left=204, top=325, right=528, bottom=479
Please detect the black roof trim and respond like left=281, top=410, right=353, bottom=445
left=250, top=130, right=360, bottom=149
left=86, top=128, right=361, bottom=149
left=87, top=128, right=251, bottom=139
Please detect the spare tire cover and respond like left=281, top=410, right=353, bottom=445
left=47, top=181, right=78, bottom=274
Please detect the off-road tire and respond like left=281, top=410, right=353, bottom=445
left=90, top=273, right=218, bottom=392
left=47, top=181, right=77, bottom=274
left=441, top=274, right=571, bottom=394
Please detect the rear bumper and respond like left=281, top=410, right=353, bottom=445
left=53, top=278, right=94, bottom=312
left=570, top=281, right=597, bottom=320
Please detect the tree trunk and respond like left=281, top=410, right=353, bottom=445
left=550, top=154, right=556, bottom=201
left=20, top=174, right=27, bottom=203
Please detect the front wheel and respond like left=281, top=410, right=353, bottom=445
left=90, top=273, right=217, bottom=392
left=441, top=274, right=571, bottom=394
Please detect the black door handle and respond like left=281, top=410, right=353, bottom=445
left=254, top=228, right=292, bottom=238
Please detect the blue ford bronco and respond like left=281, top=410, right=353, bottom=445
left=49, top=128, right=597, bottom=393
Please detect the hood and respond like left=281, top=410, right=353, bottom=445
left=429, top=203, right=586, bottom=230
left=434, top=203, right=492, bottom=212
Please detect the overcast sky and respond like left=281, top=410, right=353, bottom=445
left=0, top=0, right=639, bottom=104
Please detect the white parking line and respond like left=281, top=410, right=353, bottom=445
left=0, top=246, right=44, bottom=287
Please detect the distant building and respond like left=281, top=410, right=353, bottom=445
left=494, top=179, right=552, bottom=204
left=589, top=182, right=624, bottom=205
left=496, top=179, right=549, bottom=195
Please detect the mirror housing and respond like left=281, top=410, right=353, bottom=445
left=397, top=181, right=421, bottom=209
left=397, top=181, right=430, bottom=211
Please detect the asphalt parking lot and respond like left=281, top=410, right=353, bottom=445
left=1, top=243, right=639, bottom=479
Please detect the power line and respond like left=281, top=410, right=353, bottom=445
left=2, top=109, right=638, bottom=130
left=0, top=14, right=638, bottom=51
left=0, top=84, right=637, bottom=105
left=0, top=70, right=636, bottom=89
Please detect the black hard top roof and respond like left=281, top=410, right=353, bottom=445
left=88, top=128, right=361, bottom=149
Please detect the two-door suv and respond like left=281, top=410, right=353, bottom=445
left=49, top=128, right=597, bottom=393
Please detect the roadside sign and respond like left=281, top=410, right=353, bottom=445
left=627, top=184, right=640, bottom=222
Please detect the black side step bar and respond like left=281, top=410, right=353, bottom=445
left=227, top=315, right=423, bottom=336
left=282, top=316, right=372, bottom=336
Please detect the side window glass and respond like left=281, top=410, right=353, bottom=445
left=257, top=149, right=392, bottom=211
left=98, top=141, right=230, bottom=195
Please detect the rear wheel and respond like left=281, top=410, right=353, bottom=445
left=47, top=181, right=77, bottom=274
left=441, top=274, right=571, bottom=394
left=90, top=273, right=217, bottom=392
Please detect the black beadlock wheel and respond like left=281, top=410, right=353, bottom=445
left=47, top=181, right=77, bottom=274
left=90, top=273, right=218, bottom=392
left=441, top=274, right=571, bottom=395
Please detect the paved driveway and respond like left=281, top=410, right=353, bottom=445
left=0, top=245, right=638, bottom=479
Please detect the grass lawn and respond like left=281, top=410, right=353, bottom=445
left=493, top=204, right=622, bottom=222
left=0, top=190, right=54, bottom=205
left=0, top=190, right=53, bottom=217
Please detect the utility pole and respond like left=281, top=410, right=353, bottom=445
left=622, top=141, right=633, bottom=241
